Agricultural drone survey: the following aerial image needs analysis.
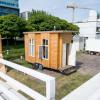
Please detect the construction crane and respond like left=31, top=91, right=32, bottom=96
left=66, top=3, right=92, bottom=23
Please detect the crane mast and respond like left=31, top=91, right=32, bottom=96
left=66, top=3, right=92, bottom=23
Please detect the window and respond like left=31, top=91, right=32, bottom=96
left=96, top=33, right=100, bottom=39
left=0, top=1, right=18, bottom=8
left=39, top=39, right=48, bottom=59
left=29, top=39, right=35, bottom=57
left=42, top=39, right=48, bottom=59
left=96, top=27, right=100, bottom=32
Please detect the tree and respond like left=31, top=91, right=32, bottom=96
left=0, top=14, right=27, bottom=38
left=28, top=10, right=79, bottom=33
left=0, top=14, right=27, bottom=48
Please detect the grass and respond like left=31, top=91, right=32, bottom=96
left=3, top=41, right=91, bottom=100
left=7, top=70, right=45, bottom=100
left=3, top=43, right=25, bottom=60
left=7, top=69, right=91, bottom=100
left=56, top=73, right=90, bottom=99
left=13, top=59, right=33, bottom=68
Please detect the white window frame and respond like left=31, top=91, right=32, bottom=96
left=42, top=39, right=49, bottom=60
left=42, top=39, right=49, bottom=59
left=29, top=39, right=35, bottom=57
left=38, top=39, right=49, bottom=60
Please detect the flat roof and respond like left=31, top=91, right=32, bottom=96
left=24, top=30, right=77, bottom=34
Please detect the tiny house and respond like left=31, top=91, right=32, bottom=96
left=24, top=31, right=76, bottom=71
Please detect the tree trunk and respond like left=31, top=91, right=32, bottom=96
left=14, top=36, right=16, bottom=46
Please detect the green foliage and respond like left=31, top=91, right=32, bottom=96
left=28, top=10, right=79, bottom=33
left=3, top=48, right=24, bottom=60
left=3, top=42, right=24, bottom=60
left=0, top=10, right=79, bottom=38
left=0, top=14, right=27, bottom=38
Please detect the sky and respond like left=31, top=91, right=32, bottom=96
left=19, top=0, right=100, bottom=22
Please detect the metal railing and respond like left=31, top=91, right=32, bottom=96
left=0, top=58, right=55, bottom=100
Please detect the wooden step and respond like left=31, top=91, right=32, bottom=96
left=60, top=65, right=72, bottom=70
left=60, top=66, right=77, bottom=75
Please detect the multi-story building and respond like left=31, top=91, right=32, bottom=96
left=0, top=0, right=19, bottom=16
left=74, top=10, right=100, bottom=51
left=20, top=11, right=31, bottom=20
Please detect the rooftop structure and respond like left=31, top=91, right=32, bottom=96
left=74, top=10, right=100, bottom=51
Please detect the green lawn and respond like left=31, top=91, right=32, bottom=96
left=3, top=43, right=25, bottom=60
left=7, top=69, right=91, bottom=100
left=3, top=42, right=91, bottom=100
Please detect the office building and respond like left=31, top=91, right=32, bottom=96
left=0, top=0, right=19, bottom=16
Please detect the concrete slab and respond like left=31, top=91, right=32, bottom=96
left=77, top=53, right=100, bottom=76
left=0, top=80, right=28, bottom=100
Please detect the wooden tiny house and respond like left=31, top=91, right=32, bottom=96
left=24, top=31, right=76, bottom=71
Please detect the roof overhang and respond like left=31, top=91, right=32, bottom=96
left=23, top=30, right=78, bottom=35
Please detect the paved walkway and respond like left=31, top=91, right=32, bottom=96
left=77, top=53, right=100, bottom=76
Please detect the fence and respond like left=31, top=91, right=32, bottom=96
left=1, top=58, right=100, bottom=100
left=0, top=58, right=55, bottom=100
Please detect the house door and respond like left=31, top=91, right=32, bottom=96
left=62, top=43, right=69, bottom=67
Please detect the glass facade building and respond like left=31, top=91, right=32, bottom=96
left=0, top=0, right=19, bottom=16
